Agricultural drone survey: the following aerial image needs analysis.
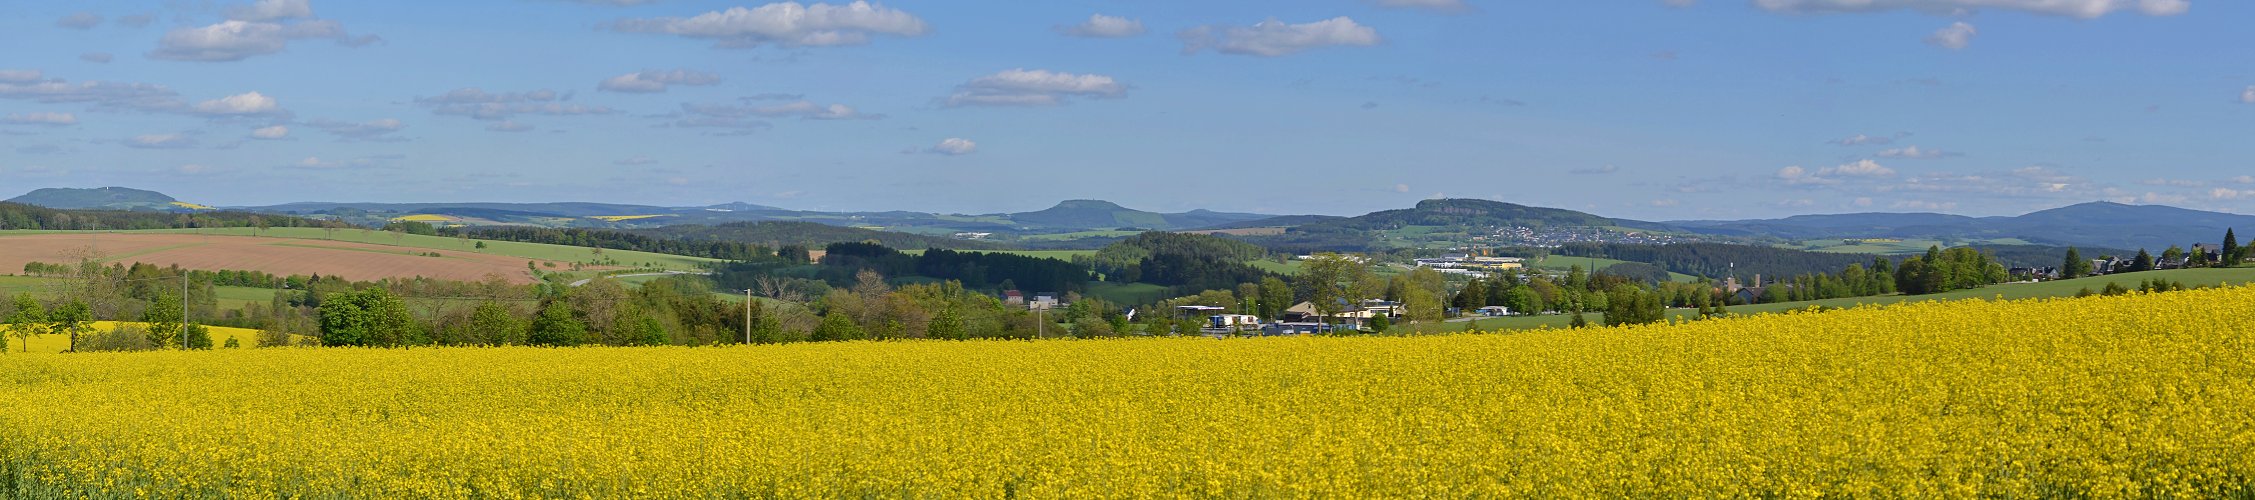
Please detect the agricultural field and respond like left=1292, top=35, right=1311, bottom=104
left=0, top=232, right=559, bottom=284
left=0, top=322, right=291, bottom=353
left=2, top=286, right=2251, bottom=496
left=1410, top=267, right=2255, bottom=333
left=0, top=228, right=718, bottom=280
left=1082, top=281, right=1168, bottom=305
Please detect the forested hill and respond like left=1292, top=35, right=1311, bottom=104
left=1552, top=242, right=1880, bottom=283
left=631, top=222, right=1002, bottom=251
left=1345, top=198, right=1658, bottom=230
left=6, top=187, right=179, bottom=211
left=0, top=202, right=330, bottom=231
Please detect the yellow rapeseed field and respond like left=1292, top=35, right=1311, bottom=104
left=1, top=288, right=2251, bottom=497
left=387, top=214, right=459, bottom=223
left=1, top=322, right=280, bottom=353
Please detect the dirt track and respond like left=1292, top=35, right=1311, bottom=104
left=0, top=233, right=557, bottom=284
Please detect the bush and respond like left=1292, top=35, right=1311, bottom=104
left=80, top=324, right=156, bottom=352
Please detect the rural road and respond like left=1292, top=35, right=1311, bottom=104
left=569, top=270, right=711, bottom=287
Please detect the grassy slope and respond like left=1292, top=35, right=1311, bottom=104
left=1525, top=256, right=1701, bottom=283
left=0, top=228, right=719, bottom=271
left=1402, top=267, right=2255, bottom=334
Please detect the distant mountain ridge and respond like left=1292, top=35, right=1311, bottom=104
left=7, top=187, right=182, bottom=211
left=1671, top=202, right=2255, bottom=250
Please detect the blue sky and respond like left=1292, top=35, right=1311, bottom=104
left=2, top=0, right=2249, bottom=220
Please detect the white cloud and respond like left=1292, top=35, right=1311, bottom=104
left=293, top=156, right=339, bottom=169
left=1751, top=0, right=2190, bottom=18
left=3, top=112, right=78, bottom=126
left=1824, top=159, right=1897, bottom=177
left=415, top=88, right=612, bottom=120
left=2233, top=175, right=2254, bottom=184
left=613, top=1, right=929, bottom=48
left=191, top=91, right=282, bottom=115
left=1367, top=0, right=1472, bottom=13
left=2137, top=191, right=2190, bottom=204
left=1393, top=183, right=1411, bottom=193
left=1877, top=146, right=1957, bottom=159
left=227, top=0, right=313, bottom=22
left=305, top=118, right=404, bottom=140
left=597, top=69, right=723, bottom=93
left=151, top=21, right=288, bottom=61
left=1925, top=22, right=1977, bottom=49
left=748, top=101, right=878, bottom=119
left=1854, top=197, right=1874, bottom=207
left=2242, top=85, right=2255, bottom=104
left=128, top=133, right=195, bottom=149
left=1180, top=17, right=1382, bottom=57
left=926, top=137, right=976, bottom=156
left=1830, top=133, right=1903, bottom=146
left=251, top=125, right=289, bottom=139
left=57, top=12, right=103, bottom=30
left=1651, top=199, right=1682, bottom=207
left=0, top=70, right=45, bottom=83
left=2210, top=188, right=2255, bottom=200
left=945, top=69, right=1125, bottom=107
left=487, top=120, right=536, bottom=132
left=1060, top=14, right=1146, bottom=38
left=150, top=2, right=378, bottom=63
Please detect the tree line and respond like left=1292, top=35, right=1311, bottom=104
left=0, top=202, right=333, bottom=231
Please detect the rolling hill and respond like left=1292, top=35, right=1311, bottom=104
left=1672, top=202, right=2255, bottom=251
left=6, top=187, right=194, bottom=211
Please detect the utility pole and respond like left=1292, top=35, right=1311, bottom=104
left=182, top=272, right=190, bottom=350
left=743, top=288, right=752, bottom=344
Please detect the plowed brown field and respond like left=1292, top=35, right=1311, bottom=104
left=0, top=233, right=571, bottom=283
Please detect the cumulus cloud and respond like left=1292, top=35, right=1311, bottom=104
left=57, top=12, right=104, bottom=29
left=1877, top=146, right=1958, bottom=159
left=0, top=73, right=288, bottom=122
left=925, top=137, right=977, bottom=155
left=0, top=70, right=46, bottom=84
left=1825, top=159, right=1897, bottom=177
left=2234, top=175, right=2254, bottom=184
left=415, top=88, right=612, bottom=120
left=597, top=69, right=723, bottom=93
left=1366, top=0, right=1472, bottom=13
left=1751, top=0, right=2190, bottom=18
left=1925, top=22, right=1977, bottom=49
left=746, top=101, right=878, bottom=119
left=251, top=125, right=289, bottom=139
left=612, top=1, right=929, bottom=48
left=2242, top=85, right=2255, bottom=104
left=1059, top=14, right=1147, bottom=38
left=304, top=118, right=405, bottom=140
left=1779, top=160, right=1897, bottom=186
left=227, top=0, right=313, bottom=22
left=149, top=2, right=379, bottom=62
left=127, top=133, right=195, bottom=149
left=3, top=112, right=78, bottom=126
left=1180, top=17, right=1382, bottom=57
left=1831, top=133, right=1906, bottom=146
left=80, top=52, right=114, bottom=63
left=190, top=91, right=283, bottom=116
left=945, top=69, right=1126, bottom=107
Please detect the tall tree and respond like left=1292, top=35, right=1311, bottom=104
left=144, top=292, right=184, bottom=349
left=2224, top=228, right=2241, bottom=267
left=318, top=288, right=420, bottom=347
left=4, top=294, right=46, bottom=352
left=2062, top=247, right=2090, bottom=279
left=2132, top=249, right=2154, bottom=273
left=1258, top=276, right=1292, bottom=321
left=468, top=302, right=528, bottom=346
left=49, top=300, right=92, bottom=352
left=528, top=299, right=587, bottom=346
left=1294, top=254, right=1376, bottom=325
left=927, top=307, right=966, bottom=340
left=810, top=310, right=864, bottom=342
